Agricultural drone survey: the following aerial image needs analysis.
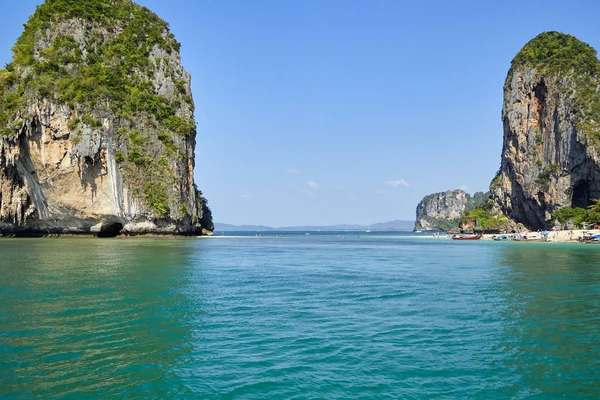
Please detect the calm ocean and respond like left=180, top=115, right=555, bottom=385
left=1, top=232, right=599, bottom=398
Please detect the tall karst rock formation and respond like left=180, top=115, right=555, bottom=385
left=414, top=190, right=469, bottom=231
left=414, top=190, right=489, bottom=231
left=0, top=0, right=212, bottom=235
left=491, top=32, right=600, bottom=229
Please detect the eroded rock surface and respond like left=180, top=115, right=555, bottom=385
left=491, top=32, right=600, bottom=229
left=414, top=190, right=469, bottom=231
left=0, top=1, right=212, bottom=235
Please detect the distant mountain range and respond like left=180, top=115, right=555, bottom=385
left=214, top=219, right=415, bottom=232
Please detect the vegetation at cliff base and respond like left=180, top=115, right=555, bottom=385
left=196, top=188, right=214, bottom=232
left=552, top=200, right=600, bottom=227
left=461, top=200, right=506, bottom=232
left=419, top=216, right=460, bottom=232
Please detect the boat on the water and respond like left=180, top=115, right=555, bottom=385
left=512, top=233, right=552, bottom=242
left=493, top=233, right=517, bottom=241
left=512, top=236, right=547, bottom=242
left=580, top=234, right=600, bottom=243
left=452, top=234, right=482, bottom=241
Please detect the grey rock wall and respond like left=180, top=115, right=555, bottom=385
left=491, top=67, right=600, bottom=229
left=0, top=7, right=207, bottom=236
left=414, top=190, right=469, bottom=231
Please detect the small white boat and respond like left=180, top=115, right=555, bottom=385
left=512, top=234, right=551, bottom=242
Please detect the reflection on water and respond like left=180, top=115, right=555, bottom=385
left=0, top=239, right=200, bottom=398
left=495, top=244, right=600, bottom=397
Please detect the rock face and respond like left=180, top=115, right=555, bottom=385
left=414, top=190, right=469, bottom=231
left=491, top=32, right=600, bottom=229
left=0, top=0, right=212, bottom=235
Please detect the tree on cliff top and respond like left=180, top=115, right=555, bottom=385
left=509, top=31, right=599, bottom=77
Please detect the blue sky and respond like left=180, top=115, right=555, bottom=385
left=2, top=1, right=600, bottom=226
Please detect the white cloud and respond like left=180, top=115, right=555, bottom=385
left=308, top=180, right=319, bottom=189
left=384, top=179, right=410, bottom=188
left=241, top=192, right=254, bottom=198
left=296, top=187, right=317, bottom=197
left=286, top=168, right=300, bottom=174
left=297, top=188, right=316, bottom=197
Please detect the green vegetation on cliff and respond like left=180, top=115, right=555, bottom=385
left=461, top=207, right=506, bottom=231
left=465, top=191, right=488, bottom=212
left=415, top=190, right=491, bottom=232
left=535, top=163, right=561, bottom=184
left=417, top=191, right=504, bottom=232
left=461, top=198, right=506, bottom=231
left=507, top=31, right=600, bottom=144
left=0, top=0, right=201, bottom=220
left=2, top=0, right=190, bottom=129
left=509, top=31, right=599, bottom=77
left=552, top=200, right=600, bottom=227
left=196, top=188, right=214, bottom=232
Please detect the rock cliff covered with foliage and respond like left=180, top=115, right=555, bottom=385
left=414, top=190, right=488, bottom=231
left=491, top=31, right=600, bottom=230
left=0, top=0, right=212, bottom=235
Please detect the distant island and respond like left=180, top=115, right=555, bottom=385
left=215, top=219, right=415, bottom=232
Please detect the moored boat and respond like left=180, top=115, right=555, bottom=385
left=512, top=233, right=552, bottom=242
left=493, top=233, right=517, bottom=241
left=580, top=234, right=600, bottom=243
left=452, top=234, right=482, bottom=241
left=512, top=237, right=546, bottom=242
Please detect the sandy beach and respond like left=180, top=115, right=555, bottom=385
left=481, top=229, right=600, bottom=243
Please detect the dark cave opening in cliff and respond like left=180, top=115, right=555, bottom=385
left=572, top=181, right=593, bottom=209
left=97, top=222, right=124, bottom=238
left=533, top=80, right=547, bottom=105
left=533, top=80, right=547, bottom=134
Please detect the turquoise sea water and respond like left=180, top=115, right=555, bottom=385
left=1, top=232, right=600, bottom=399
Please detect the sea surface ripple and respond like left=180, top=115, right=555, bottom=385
left=1, top=233, right=600, bottom=398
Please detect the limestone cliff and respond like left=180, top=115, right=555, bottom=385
left=414, top=190, right=487, bottom=231
left=491, top=32, right=600, bottom=230
left=0, top=0, right=212, bottom=235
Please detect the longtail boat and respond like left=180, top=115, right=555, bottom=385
left=452, top=234, right=482, bottom=241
